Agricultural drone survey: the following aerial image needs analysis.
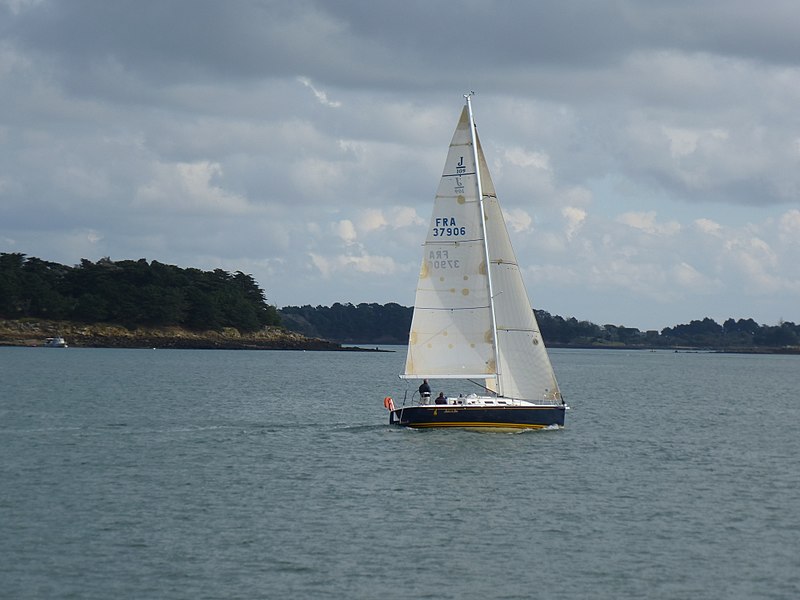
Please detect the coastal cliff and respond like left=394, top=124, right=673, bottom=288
left=0, top=319, right=354, bottom=351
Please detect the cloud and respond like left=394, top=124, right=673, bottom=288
left=357, top=209, right=388, bottom=233
left=504, top=208, right=532, bottom=233
left=562, top=206, right=587, bottom=240
left=671, top=261, right=719, bottom=293
left=297, top=76, right=341, bottom=108
left=309, top=251, right=397, bottom=279
left=355, top=206, right=425, bottom=234
left=723, top=235, right=782, bottom=293
left=503, top=147, right=551, bottom=171
left=135, top=161, right=251, bottom=215
left=333, top=219, right=357, bottom=244
left=616, top=211, right=681, bottom=235
left=390, top=206, right=425, bottom=228
left=778, top=209, right=800, bottom=242
left=2, top=1, right=800, bottom=327
left=694, top=218, right=723, bottom=237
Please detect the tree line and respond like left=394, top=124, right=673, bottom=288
left=280, top=302, right=412, bottom=344
left=279, top=303, right=800, bottom=349
left=0, top=253, right=280, bottom=331
left=3, top=253, right=797, bottom=348
left=532, top=312, right=800, bottom=349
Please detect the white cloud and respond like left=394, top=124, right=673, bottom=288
left=85, top=229, right=103, bottom=244
left=333, top=219, right=357, bottom=244
left=662, top=125, right=729, bottom=159
left=503, top=147, right=551, bottom=171
left=391, top=206, right=425, bottom=228
left=135, top=161, right=251, bottom=215
left=357, top=209, right=388, bottom=233
left=562, top=206, right=587, bottom=240
left=309, top=251, right=396, bottom=279
left=616, top=211, right=681, bottom=235
left=356, top=206, right=425, bottom=233
left=722, top=235, right=786, bottom=293
left=778, top=209, right=800, bottom=242
left=671, top=261, right=718, bottom=292
left=504, top=208, right=533, bottom=233
left=297, top=76, right=342, bottom=108
left=694, top=218, right=723, bottom=237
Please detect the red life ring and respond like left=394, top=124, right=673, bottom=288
left=383, top=396, right=395, bottom=411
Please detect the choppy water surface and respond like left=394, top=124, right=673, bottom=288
left=1, top=347, right=798, bottom=599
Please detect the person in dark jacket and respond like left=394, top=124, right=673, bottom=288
left=419, top=379, right=431, bottom=402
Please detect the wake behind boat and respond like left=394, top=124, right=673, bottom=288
left=384, top=95, right=567, bottom=430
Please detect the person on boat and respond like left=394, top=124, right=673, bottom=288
left=435, top=392, right=447, bottom=405
left=419, top=379, right=431, bottom=402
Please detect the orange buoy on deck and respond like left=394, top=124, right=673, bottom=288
left=383, top=396, right=395, bottom=411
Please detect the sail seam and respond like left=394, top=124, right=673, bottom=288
left=425, top=239, right=482, bottom=244
left=414, top=305, right=491, bottom=311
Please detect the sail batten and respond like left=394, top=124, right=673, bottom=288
left=414, top=307, right=491, bottom=311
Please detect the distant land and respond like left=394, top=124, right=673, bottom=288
left=0, top=253, right=357, bottom=351
left=2, top=253, right=798, bottom=353
left=279, top=303, right=800, bottom=354
left=0, top=319, right=360, bottom=351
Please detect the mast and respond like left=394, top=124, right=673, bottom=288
left=465, top=93, right=502, bottom=396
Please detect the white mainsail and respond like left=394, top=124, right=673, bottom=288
left=403, top=98, right=561, bottom=404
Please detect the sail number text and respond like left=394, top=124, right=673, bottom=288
left=432, top=217, right=466, bottom=237
left=428, top=249, right=459, bottom=269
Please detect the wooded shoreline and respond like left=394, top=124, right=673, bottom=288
left=4, top=254, right=798, bottom=353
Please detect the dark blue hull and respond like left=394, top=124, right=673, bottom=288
left=389, top=405, right=566, bottom=430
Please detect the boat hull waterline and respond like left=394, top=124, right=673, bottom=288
left=389, top=405, right=566, bottom=430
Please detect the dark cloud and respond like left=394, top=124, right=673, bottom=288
left=11, top=0, right=799, bottom=92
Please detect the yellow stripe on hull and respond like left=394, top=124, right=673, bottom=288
left=409, top=421, right=551, bottom=430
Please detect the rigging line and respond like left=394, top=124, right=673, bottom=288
left=466, top=378, right=504, bottom=398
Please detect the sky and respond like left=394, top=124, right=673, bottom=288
left=1, top=0, right=799, bottom=331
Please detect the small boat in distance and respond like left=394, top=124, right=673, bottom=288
left=385, top=95, right=567, bottom=430
left=44, top=337, right=68, bottom=348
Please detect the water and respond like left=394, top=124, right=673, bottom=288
left=1, top=346, right=798, bottom=599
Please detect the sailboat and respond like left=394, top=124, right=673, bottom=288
left=386, top=95, right=567, bottom=430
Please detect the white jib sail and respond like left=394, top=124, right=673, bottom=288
left=475, top=133, right=561, bottom=403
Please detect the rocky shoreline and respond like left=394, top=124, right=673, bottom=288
left=0, top=319, right=374, bottom=351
